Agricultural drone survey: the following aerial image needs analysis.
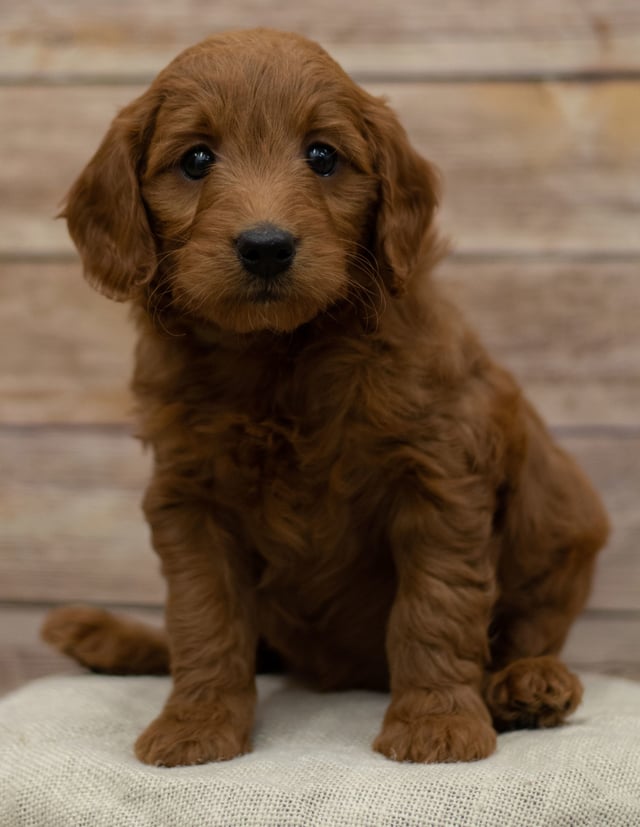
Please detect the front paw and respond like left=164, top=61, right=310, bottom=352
left=373, top=713, right=497, bottom=763
left=135, top=705, right=252, bottom=767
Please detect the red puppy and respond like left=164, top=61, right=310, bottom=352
left=43, top=29, right=609, bottom=767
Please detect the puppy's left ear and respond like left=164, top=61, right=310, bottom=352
left=365, top=98, right=440, bottom=295
left=61, top=91, right=161, bottom=301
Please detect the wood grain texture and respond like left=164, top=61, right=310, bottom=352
left=0, top=428, right=160, bottom=606
left=440, top=256, right=640, bottom=428
left=1, top=604, right=637, bottom=698
left=0, top=427, right=637, bottom=611
left=2, top=1, right=639, bottom=79
left=0, top=261, right=133, bottom=424
left=2, top=81, right=639, bottom=257
left=563, top=611, right=640, bottom=682
left=2, top=8, right=637, bottom=683
left=2, top=258, right=638, bottom=427
left=0, top=263, right=133, bottom=425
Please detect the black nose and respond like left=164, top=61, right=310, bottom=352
left=235, top=225, right=297, bottom=279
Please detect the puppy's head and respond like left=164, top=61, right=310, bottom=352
left=64, top=29, right=439, bottom=334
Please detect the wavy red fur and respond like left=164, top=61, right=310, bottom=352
left=43, top=29, right=609, bottom=767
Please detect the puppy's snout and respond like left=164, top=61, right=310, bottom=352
left=235, top=224, right=297, bottom=279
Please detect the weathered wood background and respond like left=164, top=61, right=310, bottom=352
left=1, top=2, right=639, bottom=695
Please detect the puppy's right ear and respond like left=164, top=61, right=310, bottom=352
left=62, top=92, right=160, bottom=301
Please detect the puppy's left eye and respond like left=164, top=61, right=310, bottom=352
left=180, top=145, right=216, bottom=180
left=306, top=143, right=339, bottom=177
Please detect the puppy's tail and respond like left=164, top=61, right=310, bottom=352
left=41, top=605, right=170, bottom=675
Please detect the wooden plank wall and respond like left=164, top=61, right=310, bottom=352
left=1, top=2, right=639, bottom=695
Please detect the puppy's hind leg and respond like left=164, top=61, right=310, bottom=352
left=485, top=408, right=609, bottom=732
left=42, top=605, right=170, bottom=675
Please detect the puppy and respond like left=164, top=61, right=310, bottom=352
left=42, top=28, right=609, bottom=766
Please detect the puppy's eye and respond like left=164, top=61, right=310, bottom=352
left=180, top=145, right=215, bottom=180
left=306, top=143, right=339, bottom=177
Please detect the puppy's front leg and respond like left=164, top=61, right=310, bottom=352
left=374, top=477, right=497, bottom=763
left=135, top=475, right=257, bottom=767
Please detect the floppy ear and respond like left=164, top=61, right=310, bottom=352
left=365, top=99, right=440, bottom=295
left=62, top=93, right=160, bottom=301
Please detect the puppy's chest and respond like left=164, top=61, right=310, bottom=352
left=213, top=412, right=366, bottom=566
left=217, top=414, right=335, bottom=509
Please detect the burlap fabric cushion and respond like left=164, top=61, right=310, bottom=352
left=1, top=673, right=639, bottom=826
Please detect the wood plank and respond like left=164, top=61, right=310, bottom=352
left=566, top=434, right=640, bottom=614
left=562, top=611, right=640, bottom=682
left=1, top=81, right=639, bottom=257
left=0, top=428, right=162, bottom=607
left=2, top=258, right=638, bottom=427
left=439, top=256, right=640, bottom=397
left=2, top=2, right=640, bottom=79
left=0, top=262, right=133, bottom=425
left=1, top=604, right=637, bottom=698
left=444, top=252, right=640, bottom=429
left=0, top=428, right=637, bottom=611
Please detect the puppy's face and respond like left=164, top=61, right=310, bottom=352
left=142, top=34, right=379, bottom=333
left=65, top=30, right=439, bottom=334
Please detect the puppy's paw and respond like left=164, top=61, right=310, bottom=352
left=373, top=713, right=496, bottom=763
left=485, top=656, right=583, bottom=732
left=135, top=706, right=252, bottom=767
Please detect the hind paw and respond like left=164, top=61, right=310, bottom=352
left=485, top=656, right=583, bottom=732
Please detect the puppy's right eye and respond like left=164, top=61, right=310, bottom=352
left=306, top=142, right=339, bottom=177
left=180, top=145, right=216, bottom=180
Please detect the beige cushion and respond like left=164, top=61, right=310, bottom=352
left=1, top=673, right=639, bottom=825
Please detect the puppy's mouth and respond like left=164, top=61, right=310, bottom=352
left=245, top=275, right=291, bottom=304
left=174, top=234, right=349, bottom=333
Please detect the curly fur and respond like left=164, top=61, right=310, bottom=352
left=42, top=29, right=609, bottom=767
